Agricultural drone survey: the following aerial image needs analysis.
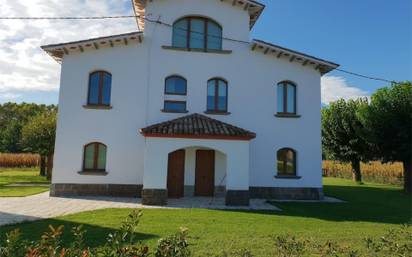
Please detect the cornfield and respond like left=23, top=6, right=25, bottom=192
left=323, top=160, right=404, bottom=185
left=0, top=153, right=40, bottom=168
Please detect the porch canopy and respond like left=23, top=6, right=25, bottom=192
left=139, top=113, right=256, bottom=206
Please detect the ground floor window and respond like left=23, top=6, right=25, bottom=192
left=83, top=142, right=107, bottom=171
left=277, top=148, right=296, bottom=176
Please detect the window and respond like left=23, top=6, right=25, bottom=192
left=172, top=17, right=222, bottom=50
left=163, top=76, right=187, bottom=113
left=207, top=78, right=228, bottom=113
left=277, top=148, right=296, bottom=176
left=277, top=81, right=296, bottom=114
left=88, top=71, right=112, bottom=106
left=165, top=76, right=187, bottom=95
left=83, top=143, right=107, bottom=171
left=164, top=101, right=187, bottom=112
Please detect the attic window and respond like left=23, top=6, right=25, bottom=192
left=172, top=17, right=222, bottom=51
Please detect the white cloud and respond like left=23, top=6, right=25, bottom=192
left=0, top=0, right=137, bottom=102
left=321, top=76, right=369, bottom=105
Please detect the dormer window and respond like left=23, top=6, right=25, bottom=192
left=172, top=17, right=222, bottom=51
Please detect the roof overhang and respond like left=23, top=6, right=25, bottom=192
left=132, top=0, right=265, bottom=30
left=41, top=31, right=144, bottom=63
left=251, top=39, right=340, bottom=75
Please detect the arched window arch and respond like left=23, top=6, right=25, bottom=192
left=207, top=78, right=228, bottom=113
left=277, top=148, right=297, bottom=176
left=172, top=17, right=222, bottom=50
left=88, top=71, right=112, bottom=106
left=277, top=81, right=296, bottom=114
left=83, top=142, right=107, bottom=171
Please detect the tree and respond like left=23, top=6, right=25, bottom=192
left=21, top=111, right=57, bottom=180
left=322, top=98, right=372, bottom=182
left=359, top=82, right=412, bottom=193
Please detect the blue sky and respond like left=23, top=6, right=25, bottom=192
left=0, top=0, right=410, bottom=105
left=253, top=0, right=412, bottom=93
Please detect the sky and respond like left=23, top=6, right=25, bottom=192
left=0, top=0, right=411, bottom=105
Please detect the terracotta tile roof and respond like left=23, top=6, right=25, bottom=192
left=140, top=113, right=256, bottom=141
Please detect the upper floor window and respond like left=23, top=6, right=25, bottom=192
left=277, top=148, right=296, bottom=176
left=88, top=71, right=112, bottom=106
left=207, top=78, right=228, bottom=113
left=172, top=17, right=222, bottom=50
left=163, top=75, right=187, bottom=113
left=83, top=142, right=107, bottom=171
left=277, top=81, right=296, bottom=114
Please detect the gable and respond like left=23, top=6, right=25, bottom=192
left=132, top=0, right=265, bottom=31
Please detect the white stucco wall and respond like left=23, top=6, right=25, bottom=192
left=52, top=0, right=323, bottom=190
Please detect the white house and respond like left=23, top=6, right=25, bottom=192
left=42, top=0, right=339, bottom=206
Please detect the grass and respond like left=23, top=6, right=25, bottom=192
left=0, top=178, right=410, bottom=256
left=0, top=168, right=50, bottom=197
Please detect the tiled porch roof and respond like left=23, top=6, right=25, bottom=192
left=140, top=113, right=256, bottom=141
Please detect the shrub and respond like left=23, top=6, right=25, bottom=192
left=154, top=227, right=190, bottom=257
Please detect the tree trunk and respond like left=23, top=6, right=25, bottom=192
left=40, top=155, right=46, bottom=176
left=46, top=154, right=54, bottom=181
left=403, top=160, right=411, bottom=194
left=351, top=159, right=362, bottom=182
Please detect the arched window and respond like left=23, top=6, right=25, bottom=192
left=277, top=81, right=296, bottom=114
left=277, top=148, right=296, bottom=176
left=163, top=75, right=187, bottom=113
left=83, top=142, right=107, bottom=171
left=207, top=78, right=228, bottom=113
left=172, top=17, right=222, bottom=50
left=165, top=75, right=187, bottom=95
left=88, top=71, right=112, bottom=106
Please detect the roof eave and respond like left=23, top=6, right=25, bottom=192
left=251, top=39, right=339, bottom=75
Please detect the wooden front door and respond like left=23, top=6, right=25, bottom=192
left=167, top=149, right=185, bottom=198
left=195, top=150, right=215, bottom=196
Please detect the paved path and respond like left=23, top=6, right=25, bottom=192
left=0, top=192, right=280, bottom=226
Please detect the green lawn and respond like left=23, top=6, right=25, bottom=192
left=0, top=168, right=50, bottom=197
left=0, top=178, right=410, bottom=256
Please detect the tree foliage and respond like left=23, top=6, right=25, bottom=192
left=321, top=98, right=372, bottom=182
left=0, top=103, right=57, bottom=153
left=359, top=81, right=412, bottom=192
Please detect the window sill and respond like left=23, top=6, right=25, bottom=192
left=204, top=111, right=231, bottom=115
left=275, top=113, right=301, bottom=118
left=274, top=175, right=302, bottom=179
left=161, top=109, right=189, bottom=114
left=162, top=46, right=232, bottom=54
left=78, top=171, right=108, bottom=176
left=83, top=105, right=112, bottom=110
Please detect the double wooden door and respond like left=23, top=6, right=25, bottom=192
left=167, top=150, right=185, bottom=198
left=195, top=150, right=215, bottom=196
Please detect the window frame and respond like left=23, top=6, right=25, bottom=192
left=206, top=78, right=228, bottom=113
left=87, top=71, right=112, bottom=106
left=277, top=81, right=297, bottom=115
left=172, top=16, right=223, bottom=51
left=164, top=75, right=187, bottom=96
left=163, top=100, right=188, bottom=113
left=82, top=142, right=107, bottom=172
left=276, top=148, right=297, bottom=177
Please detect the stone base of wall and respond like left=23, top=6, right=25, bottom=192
left=50, top=184, right=143, bottom=197
left=250, top=187, right=323, bottom=200
left=142, top=189, right=168, bottom=206
left=225, top=190, right=250, bottom=206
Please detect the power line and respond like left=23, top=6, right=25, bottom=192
left=0, top=15, right=398, bottom=84
left=0, top=15, right=139, bottom=20
left=335, top=68, right=396, bottom=84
